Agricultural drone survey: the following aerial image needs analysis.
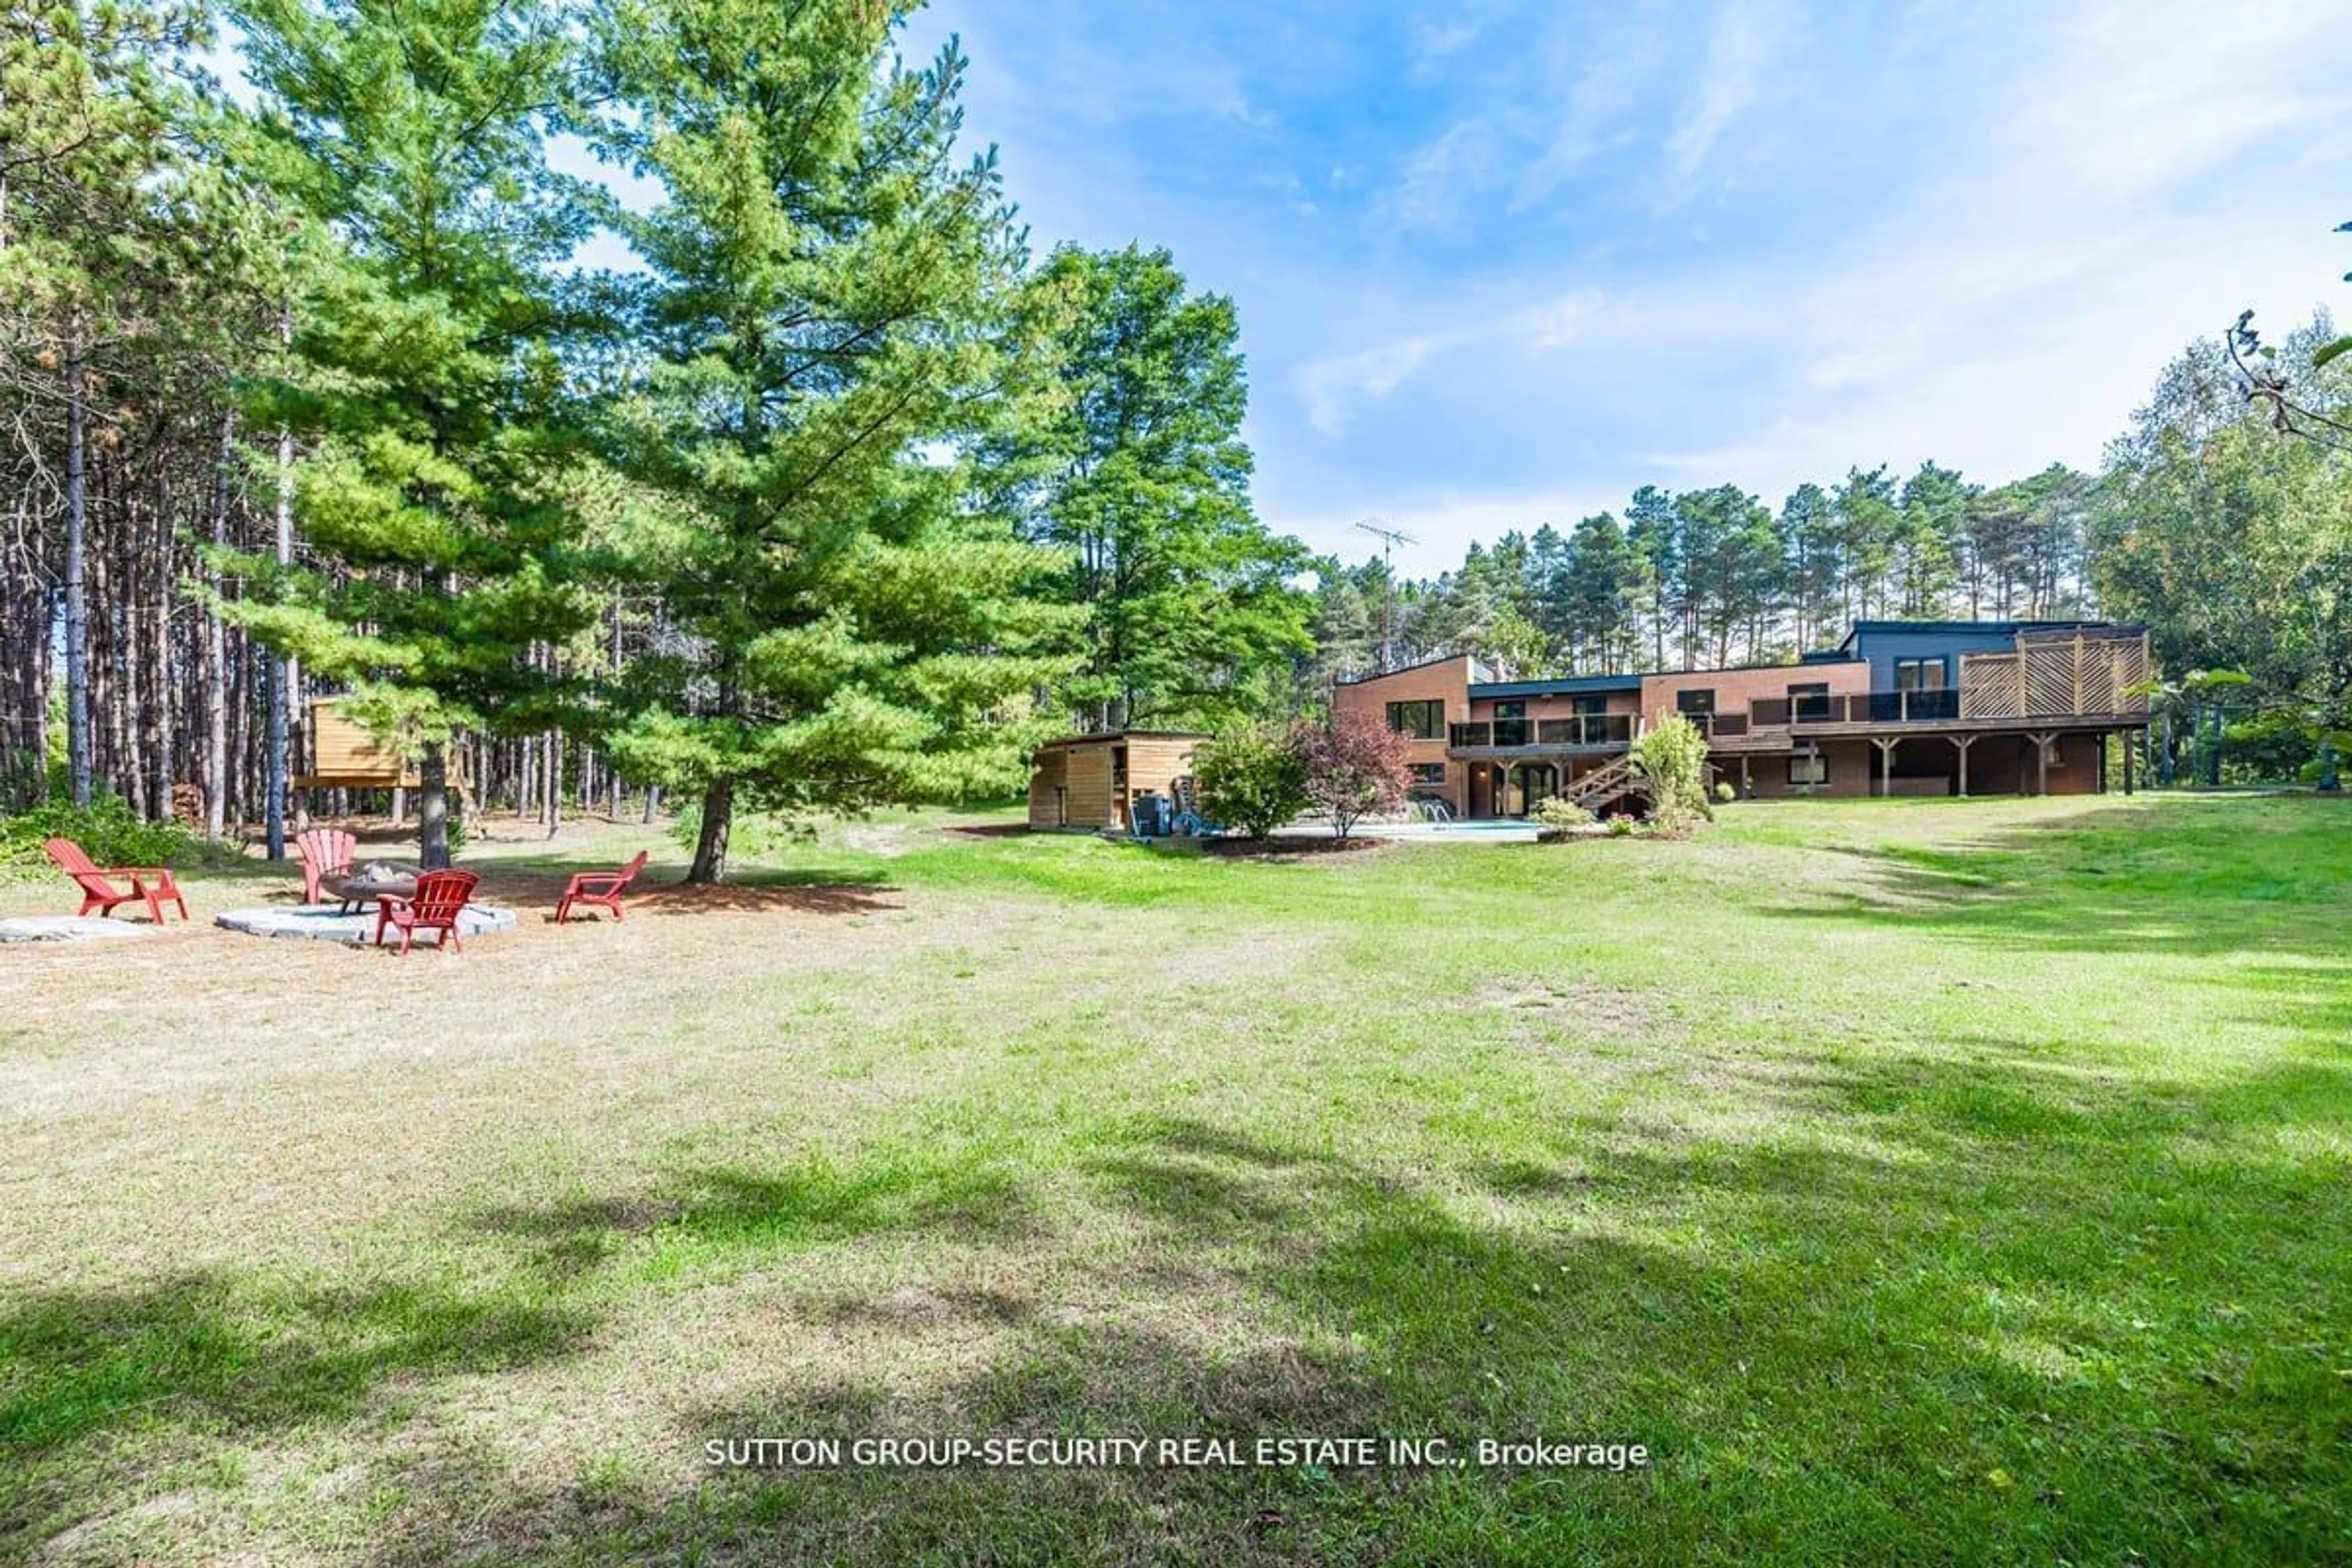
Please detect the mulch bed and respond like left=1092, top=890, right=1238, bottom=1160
left=1199, top=835, right=1388, bottom=860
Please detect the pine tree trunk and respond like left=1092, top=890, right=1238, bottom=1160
left=148, top=465, right=175, bottom=821
left=63, top=314, right=93, bottom=807
left=264, top=413, right=295, bottom=858
left=545, top=729, right=562, bottom=839
left=202, top=412, right=233, bottom=838
left=418, top=742, right=453, bottom=869
left=687, top=774, right=731, bottom=883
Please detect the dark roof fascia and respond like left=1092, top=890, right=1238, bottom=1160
left=1837, top=618, right=2136, bottom=651
left=1468, top=674, right=1644, bottom=699
left=1632, top=655, right=1868, bottom=680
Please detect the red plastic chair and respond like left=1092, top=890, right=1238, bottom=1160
left=372, top=869, right=480, bottom=955
left=554, top=850, right=649, bottom=924
left=296, top=827, right=356, bottom=905
left=45, top=839, right=189, bottom=923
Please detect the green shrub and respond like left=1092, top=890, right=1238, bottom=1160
left=1632, top=714, right=1716, bottom=835
left=1714, top=780, right=1736, bottom=803
left=1605, top=813, right=1637, bottom=837
left=0, top=793, right=199, bottom=878
left=1532, top=796, right=1594, bottom=831
left=1193, top=725, right=1309, bottom=839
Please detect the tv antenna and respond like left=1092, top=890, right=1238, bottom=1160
left=1354, top=519, right=1415, bottom=568
left=1354, top=520, right=1417, bottom=671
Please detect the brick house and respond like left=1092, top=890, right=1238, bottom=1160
left=1332, top=620, right=2153, bottom=818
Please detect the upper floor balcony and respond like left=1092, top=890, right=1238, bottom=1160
left=1448, top=714, right=1636, bottom=752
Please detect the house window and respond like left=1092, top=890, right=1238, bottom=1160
left=1385, top=699, right=1443, bottom=740
left=1787, top=682, right=1831, bottom=722
left=1408, top=763, right=1447, bottom=791
left=1894, top=657, right=1948, bottom=692
left=1676, top=688, right=1715, bottom=716
left=1492, top=701, right=1526, bottom=718
left=1569, top=694, right=1608, bottom=717
left=1789, top=751, right=1829, bottom=786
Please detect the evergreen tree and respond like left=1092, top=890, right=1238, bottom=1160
left=1624, top=484, right=1678, bottom=668
left=1776, top=482, right=1838, bottom=650
left=0, top=0, right=208, bottom=805
left=222, top=0, right=595, bottom=868
left=1561, top=512, right=1640, bottom=672
left=1830, top=466, right=1900, bottom=622
left=984, top=244, right=1310, bottom=733
left=587, top=1, right=1065, bottom=883
left=1894, top=461, right=1970, bottom=615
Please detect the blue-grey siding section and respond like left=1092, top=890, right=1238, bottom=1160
left=1844, top=627, right=2022, bottom=690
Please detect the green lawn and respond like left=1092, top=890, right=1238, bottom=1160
left=2, top=796, right=2347, bottom=1564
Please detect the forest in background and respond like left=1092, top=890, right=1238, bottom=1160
left=4, top=0, right=2348, bottom=881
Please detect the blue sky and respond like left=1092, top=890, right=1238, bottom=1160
left=214, top=1, right=2352, bottom=576
left=885, top=0, right=2352, bottom=575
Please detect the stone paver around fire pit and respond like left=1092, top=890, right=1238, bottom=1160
left=0, top=916, right=165, bottom=943
left=214, top=904, right=519, bottom=945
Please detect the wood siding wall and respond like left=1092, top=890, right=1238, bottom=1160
left=296, top=701, right=420, bottom=788
left=1027, top=735, right=1204, bottom=831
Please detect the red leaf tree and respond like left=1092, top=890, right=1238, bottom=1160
left=1300, top=711, right=1413, bottom=840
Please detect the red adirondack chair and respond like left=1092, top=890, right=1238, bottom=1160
left=553, top=850, right=649, bottom=925
left=296, top=827, right=356, bottom=905
left=45, top=839, right=189, bottom=923
left=372, top=869, right=480, bottom=955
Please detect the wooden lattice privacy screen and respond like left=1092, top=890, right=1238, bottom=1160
left=1959, top=631, right=2152, bottom=721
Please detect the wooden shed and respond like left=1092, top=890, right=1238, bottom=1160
left=1027, top=730, right=1208, bottom=832
left=295, top=698, right=421, bottom=790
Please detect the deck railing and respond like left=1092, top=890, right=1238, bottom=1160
left=1449, top=714, right=1632, bottom=749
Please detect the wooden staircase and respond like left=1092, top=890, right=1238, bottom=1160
left=1566, top=753, right=1651, bottom=812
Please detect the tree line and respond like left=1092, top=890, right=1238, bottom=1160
left=1308, top=462, right=2097, bottom=686
left=1, top=0, right=1311, bottom=879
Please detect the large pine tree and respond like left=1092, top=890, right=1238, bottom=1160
left=221, top=0, right=595, bottom=867
left=587, top=1, right=1068, bottom=883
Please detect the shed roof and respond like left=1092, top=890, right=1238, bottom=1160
left=1033, top=729, right=1212, bottom=751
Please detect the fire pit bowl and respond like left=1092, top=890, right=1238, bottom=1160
left=323, top=861, right=422, bottom=911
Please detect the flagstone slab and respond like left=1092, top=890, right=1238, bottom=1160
left=214, top=904, right=518, bottom=944
left=0, top=916, right=164, bottom=943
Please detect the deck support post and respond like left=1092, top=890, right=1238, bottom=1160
left=2124, top=731, right=2135, bottom=796
left=1945, top=733, right=1978, bottom=798
left=2026, top=730, right=2058, bottom=796
left=1871, top=736, right=1899, bottom=798
left=1740, top=756, right=1752, bottom=799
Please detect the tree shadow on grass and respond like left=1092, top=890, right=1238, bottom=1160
left=1762, top=802, right=2352, bottom=973
left=310, top=1084, right=2352, bottom=1566
left=15, top=1026, right=2347, bottom=1564
left=0, top=1272, right=596, bottom=1556
left=472, top=1154, right=1035, bottom=1285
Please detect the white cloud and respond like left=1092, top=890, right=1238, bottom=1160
left=1389, top=120, right=1499, bottom=228
left=1664, top=1, right=1792, bottom=179
left=1298, top=334, right=1452, bottom=433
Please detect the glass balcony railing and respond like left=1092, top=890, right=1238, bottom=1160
left=1448, top=714, right=1632, bottom=749
left=1746, top=689, right=1961, bottom=727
